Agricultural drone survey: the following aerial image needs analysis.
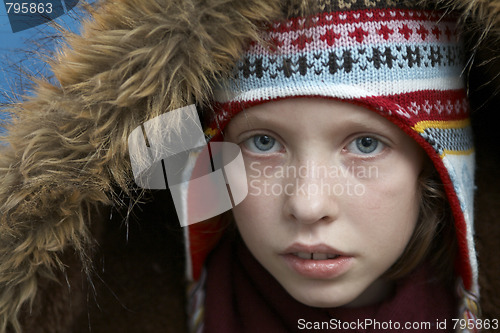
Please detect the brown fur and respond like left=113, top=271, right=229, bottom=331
left=0, top=0, right=282, bottom=331
left=0, top=0, right=499, bottom=331
left=438, top=0, right=500, bottom=40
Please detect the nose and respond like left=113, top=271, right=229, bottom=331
left=283, top=171, right=340, bottom=225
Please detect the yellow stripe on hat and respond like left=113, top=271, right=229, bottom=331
left=412, top=119, right=471, bottom=133
left=440, top=148, right=475, bottom=158
left=204, top=127, right=219, bottom=138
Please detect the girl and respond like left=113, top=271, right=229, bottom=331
left=0, top=0, right=498, bottom=332
left=183, top=3, right=479, bottom=331
left=201, top=99, right=458, bottom=331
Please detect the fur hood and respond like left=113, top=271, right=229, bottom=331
left=0, top=0, right=499, bottom=332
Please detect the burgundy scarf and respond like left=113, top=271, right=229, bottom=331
left=204, top=236, right=456, bottom=333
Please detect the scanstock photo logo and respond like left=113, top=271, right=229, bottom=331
left=128, top=105, right=248, bottom=227
left=3, top=0, right=79, bottom=32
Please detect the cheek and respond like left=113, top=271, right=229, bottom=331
left=232, top=194, right=277, bottom=243
left=364, top=173, right=419, bottom=212
left=358, top=152, right=421, bottom=209
left=349, top=164, right=421, bottom=252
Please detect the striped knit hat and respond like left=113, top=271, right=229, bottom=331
left=185, top=0, right=479, bottom=330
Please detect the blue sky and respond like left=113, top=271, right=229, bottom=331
left=0, top=1, right=85, bottom=130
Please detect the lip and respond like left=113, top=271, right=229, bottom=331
left=281, top=243, right=354, bottom=279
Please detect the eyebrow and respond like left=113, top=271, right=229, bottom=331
left=231, top=108, right=399, bottom=135
left=231, top=110, right=287, bottom=130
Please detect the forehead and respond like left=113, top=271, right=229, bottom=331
left=225, top=98, right=404, bottom=140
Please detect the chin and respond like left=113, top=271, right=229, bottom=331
left=285, top=287, right=358, bottom=308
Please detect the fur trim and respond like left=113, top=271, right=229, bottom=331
left=436, top=0, right=500, bottom=100
left=438, top=0, right=500, bottom=40
left=0, top=0, right=281, bottom=331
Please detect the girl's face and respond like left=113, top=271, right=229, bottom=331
left=224, top=98, right=424, bottom=308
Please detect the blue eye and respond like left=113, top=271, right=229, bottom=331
left=244, top=135, right=283, bottom=153
left=347, top=136, right=384, bottom=155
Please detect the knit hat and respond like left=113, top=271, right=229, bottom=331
left=184, top=0, right=479, bottom=330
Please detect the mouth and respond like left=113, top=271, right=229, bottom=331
left=282, top=243, right=353, bottom=279
left=283, top=243, right=349, bottom=258
left=293, top=252, right=341, bottom=260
